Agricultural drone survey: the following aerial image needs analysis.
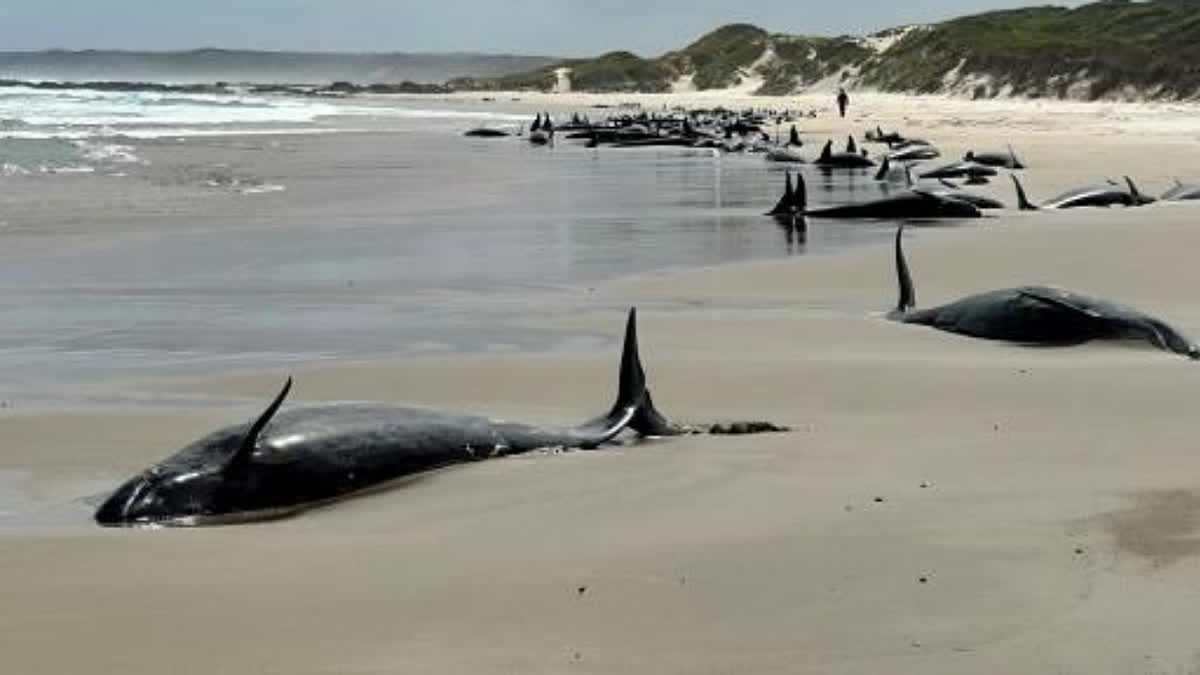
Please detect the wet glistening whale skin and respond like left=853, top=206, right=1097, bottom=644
left=95, top=308, right=684, bottom=526
left=887, top=225, right=1199, bottom=358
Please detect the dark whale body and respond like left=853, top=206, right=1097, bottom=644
left=464, top=128, right=510, bottom=138
left=1161, top=180, right=1200, bottom=201
left=895, top=165, right=1004, bottom=209
left=797, top=171, right=980, bottom=219
left=918, top=161, right=997, bottom=181
left=804, top=191, right=981, bottom=219
left=888, top=225, right=1199, bottom=358
left=95, top=309, right=683, bottom=526
left=888, top=145, right=940, bottom=162
left=814, top=140, right=874, bottom=168
left=964, top=147, right=1025, bottom=169
left=1012, top=175, right=1153, bottom=210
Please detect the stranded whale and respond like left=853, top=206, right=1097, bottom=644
left=887, top=225, right=1199, bottom=358
left=1012, top=175, right=1153, bottom=210
left=795, top=173, right=981, bottom=220
left=95, top=309, right=688, bottom=526
left=814, top=140, right=875, bottom=169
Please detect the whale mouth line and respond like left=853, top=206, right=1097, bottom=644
left=105, top=504, right=309, bottom=528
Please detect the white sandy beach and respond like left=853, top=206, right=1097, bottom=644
left=4, top=90, right=1200, bottom=674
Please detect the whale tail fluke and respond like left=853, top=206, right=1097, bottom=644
left=1011, top=174, right=1037, bottom=211
left=614, top=308, right=682, bottom=437
left=794, top=172, right=807, bottom=211
left=891, top=225, right=916, bottom=317
left=577, top=309, right=682, bottom=445
left=766, top=171, right=796, bottom=215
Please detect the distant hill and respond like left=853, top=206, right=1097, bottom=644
left=450, top=1, right=1200, bottom=101
left=0, top=49, right=559, bottom=85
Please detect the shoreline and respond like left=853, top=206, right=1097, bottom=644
left=7, top=91, right=1200, bottom=673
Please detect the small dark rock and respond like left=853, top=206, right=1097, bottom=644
left=918, top=576, right=929, bottom=584
left=577, top=585, right=587, bottom=596
left=707, top=420, right=790, bottom=435
left=873, top=497, right=885, bottom=503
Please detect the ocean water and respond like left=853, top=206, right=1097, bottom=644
left=0, top=88, right=945, bottom=409
left=0, top=85, right=526, bottom=172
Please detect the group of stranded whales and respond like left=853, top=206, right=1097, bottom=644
left=93, top=115, right=1200, bottom=527
left=765, top=120, right=1188, bottom=219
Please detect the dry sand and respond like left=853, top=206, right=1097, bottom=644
left=6, top=92, right=1200, bottom=674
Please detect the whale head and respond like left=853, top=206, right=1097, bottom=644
left=93, top=426, right=263, bottom=526
left=95, top=378, right=293, bottom=526
left=95, top=464, right=229, bottom=526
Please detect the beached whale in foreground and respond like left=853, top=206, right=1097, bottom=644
left=888, top=225, right=1199, bottom=358
left=95, top=309, right=688, bottom=526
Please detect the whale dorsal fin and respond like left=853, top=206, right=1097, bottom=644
left=819, top=140, right=832, bottom=162
left=904, top=164, right=914, bottom=189
left=893, top=224, right=915, bottom=314
left=874, top=155, right=890, bottom=181
left=1124, top=175, right=1144, bottom=204
left=225, top=377, right=293, bottom=473
left=1011, top=174, right=1037, bottom=211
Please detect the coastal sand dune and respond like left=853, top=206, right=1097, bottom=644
left=5, top=92, right=1200, bottom=673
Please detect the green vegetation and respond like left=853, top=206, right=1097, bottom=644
left=446, top=68, right=556, bottom=91
left=862, top=0, right=1200, bottom=99
left=663, top=24, right=770, bottom=90
left=449, top=2, right=1200, bottom=100
left=757, top=35, right=873, bottom=95
left=565, top=51, right=674, bottom=92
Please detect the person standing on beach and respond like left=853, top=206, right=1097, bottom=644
left=837, top=87, right=849, bottom=118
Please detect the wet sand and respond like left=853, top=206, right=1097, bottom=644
left=5, top=92, right=1200, bottom=674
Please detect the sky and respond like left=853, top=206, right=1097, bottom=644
left=0, top=1, right=1088, bottom=55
